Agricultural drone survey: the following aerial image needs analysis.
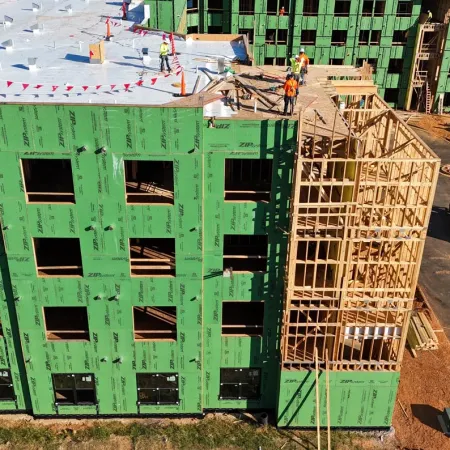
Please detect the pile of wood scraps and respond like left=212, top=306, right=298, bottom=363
left=407, top=310, right=439, bottom=356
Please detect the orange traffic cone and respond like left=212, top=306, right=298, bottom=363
left=181, top=71, right=186, bottom=96
left=106, top=20, right=111, bottom=41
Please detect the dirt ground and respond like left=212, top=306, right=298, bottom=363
left=407, top=113, right=450, bottom=142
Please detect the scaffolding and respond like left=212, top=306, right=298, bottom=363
left=281, top=93, right=440, bottom=372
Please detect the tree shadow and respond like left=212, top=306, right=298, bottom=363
left=411, top=404, right=442, bottom=431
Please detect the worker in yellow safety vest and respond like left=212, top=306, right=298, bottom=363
left=160, top=40, right=171, bottom=73
left=289, top=54, right=301, bottom=94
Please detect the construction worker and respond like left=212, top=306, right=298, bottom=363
left=160, top=39, right=171, bottom=73
left=279, top=6, right=285, bottom=15
left=298, top=48, right=310, bottom=86
left=283, top=73, right=298, bottom=116
left=289, top=54, right=301, bottom=94
left=427, top=10, right=432, bottom=23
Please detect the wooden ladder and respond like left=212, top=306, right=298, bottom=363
left=425, top=82, right=432, bottom=114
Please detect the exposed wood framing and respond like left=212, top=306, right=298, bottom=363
left=281, top=93, right=440, bottom=372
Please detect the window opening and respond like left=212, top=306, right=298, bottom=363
left=301, top=30, right=316, bottom=45
left=303, top=0, right=318, bottom=15
left=137, top=373, right=179, bottom=405
left=21, top=159, right=75, bottom=203
left=53, top=373, right=96, bottom=405
left=331, top=30, right=347, bottom=46
left=44, top=307, right=89, bottom=341
left=370, top=30, right=381, bottom=45
left=129, top=238, right=175, bottom=277
left=265, top=29, right=276, bottom=44
left=187, top=26, right=198, bottom=34
left=219, top=368, right=261, bottom=399
left=187, top=0, right=198, bottom=12
left=239, top=29, right=254, bottom=44
left=277, top=29, right=287, bottom=44
left=392, top=30, right=407, bottom=45
left=331, top=58, right=344, bottom=65
left=224, top=159, right=272, bottom=202
left=222, top=302, right=264, bottom=336
left=208, top=26, right=223, bottom=33
left=0, top=370, right=14, bottom=401
left=388, top=59, right=404, bottom=74
left=276, top=57, right=287, bottom=65
left=124, top=160, right=174, bottom=205
left=208, top=0, right=223, bottom=10
left=223, top=235, right=268, bottom=273
left=33, top=238, right=83, bottom=277
left=359, top=30, right=369, bottom=45
left=133, top=306, right=177, bottom=340
left=384, top=88, right=400, bottom=103
left=397, top=1, right=412, bottom=17
left=239, top=0, right=254, bottom=14
left=334, top=0, right=350, bottom=16
left=264, top=57, right=275, bottom=65
left=374, top=0, right=385, bottom=15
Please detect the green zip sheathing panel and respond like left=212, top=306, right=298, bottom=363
left=0, top=230, right=30, bottom=411
left=145, top=0, right=423, bottom=108
left=0, top=105, right=298, bottom=416
left=277, top=371, right=399, bottom=428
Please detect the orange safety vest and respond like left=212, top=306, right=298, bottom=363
left=284, top=79, right=298, bottom=97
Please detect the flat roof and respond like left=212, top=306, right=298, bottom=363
left=0, top=0, right=246, bottom=105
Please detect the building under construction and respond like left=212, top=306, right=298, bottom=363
left=0, top=0, right=440, bottom=428
left=145, top=0, right=450, bottom=113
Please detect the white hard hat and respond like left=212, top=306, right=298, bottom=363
left=295, top=54, right=298, bottom=58
left=300, top=48, right=305, bottom=53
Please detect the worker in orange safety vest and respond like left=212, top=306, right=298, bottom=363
left=297, top=48, right=310, bottom=85
left=282, top=73, right=298, bottom=116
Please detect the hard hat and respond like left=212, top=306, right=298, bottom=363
left=300, top=48, right=305, bottom=53
left=295, top=54, right=298, bottom=58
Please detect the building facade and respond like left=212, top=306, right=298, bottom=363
left=0, top=98, right=439, bottom=426
left=145, top=0, right=450, bottom=112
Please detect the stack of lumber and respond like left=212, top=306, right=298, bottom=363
left=407, top=310, right=439, bottom=356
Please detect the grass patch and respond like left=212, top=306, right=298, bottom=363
left=0, top=418, right=388, bottom=450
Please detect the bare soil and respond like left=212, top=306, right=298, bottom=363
left=408, top=113, right=450, bottom=142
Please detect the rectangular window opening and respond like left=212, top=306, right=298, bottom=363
left=392, top=30, right=407, bottom=45
left=303, top=0, right=318, bottom=15
left=374, top=1, right=385, bottom=16
left=267, top=0, right=277, bottom=14
left=331, top=30, right=347, bottom=46
left=264, top=57, right=275, bottom=65
left=137, top=373, right=179, bottom=405
left=21, top=159, right=75, bottom=204
left=34, top=238, right=83, bottom=277
left=331, top=58, right=344, bottom=66
left=223, top=234, right=268, bottom=273
left=334, top=0, right=350, bottom=16
left=222, top=302, right=264, bottom=336
left=397, top=1, right=412, bottom=17
left=277, top=29, right=287, bottom=44
left=130, top=238, right=176, bottom=277
left=301, top=30, right=316, bottom=45
left=219, top=368, right=261, bottom=400
left=384, top=88, right=400, bottom=104
left=388, top=59, right=404, bottom=74
left=133, top=306, right=177, bottom=341
left=359, top=30, right=369, bottom=45
left=362, top=0, right=373, bottom=15
left=239, top=0, right=254, bottom=14
left=224, top=159, right=272, bottom=202
left=0, top=370, right=14, bottom=401
left=53, top=373, right=96, bottom=405
left=124, top=160, right=174, bottom=205
left=187, top=26, right=198, bottom=34
left=208, top=26, right=223, bottom=33
left=44, top=306, right=89, bottom=341
left=276, top=57, right=287, bottom=66
left=187, top=0, right=198, bottom=12
left=370, top=30, right=381, bottom=45
left=208, top=0, right=223, bottom=10
left=239, top=29, right=254, bottom=44
left=265, top=29, right=276, bottom=44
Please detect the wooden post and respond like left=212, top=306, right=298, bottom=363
left=326, top=352, right=331, bottom=450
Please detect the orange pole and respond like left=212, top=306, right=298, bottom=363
left=106, top=21, right=111, bottom=40
left=181, top=71, right=186, bottom=96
